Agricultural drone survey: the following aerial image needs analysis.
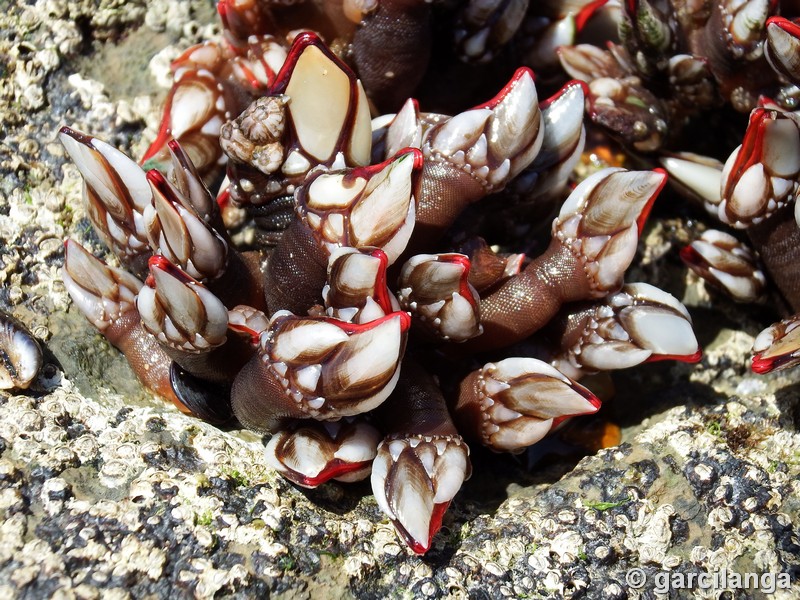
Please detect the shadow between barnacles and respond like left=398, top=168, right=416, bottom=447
left=774, top=382, right=800, bottom=431
left=611, top=367, right=729, bottom=428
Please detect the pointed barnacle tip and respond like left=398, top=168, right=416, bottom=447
left=650, top=168, right=668, bottom=196
left=516, top=66, right=535, bottom=83
left=397, top=311, right=412, bottom=331
left=679, top=244, right=699, bottom=266
left=300, top=31, right=322, bottom=45
left=586, top=393, right=603, bottom=411
left=407, top=537, right=429, bottom=555
left=397, top=147, right=425, bottom=170
left=146, top=168, right=167, bottom=186
left=688, top=350, right=703, bottom=363
left=58, top=125, right=75, bottom=141
left=571, top=79, right=589, bottom=98
left=751, top=354, right=775, bottom=374
left=148, top=255, right=172, bottom=274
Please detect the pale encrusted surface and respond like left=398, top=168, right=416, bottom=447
left=1, top=1, right=799, bottom=598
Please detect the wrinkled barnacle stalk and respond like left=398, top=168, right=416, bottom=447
left=454, top=357, right=601, bottom=453
left=231, top=311, right=411, bottom=432
left=752, top=313, right=800, bottom=373
left=408, top=67, right=544, bottom=253
left=351, top=0, right=433, bottom=111
left=464, top=167, right=666, bottom=352
left=371, top=359, right=471, bottom=554
left=549, top=282, right=702, bottom=379
left=0, top=311, right=42, bottom=391
left=265, top=148, right=422, bottom=314
left=61, top=240, right=184, bottom=411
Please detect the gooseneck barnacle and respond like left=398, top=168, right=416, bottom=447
left=52, top=0, right=773, bottom=556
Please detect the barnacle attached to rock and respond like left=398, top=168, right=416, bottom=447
left=454, top=357, right=601, bottom=453
left=550, top=282, right=702, bottom=379
left=680, top=230, right=767, bottom=303
left=752, top=312, right=800, bottom=373
left=0, top=311, right=43, bottom=391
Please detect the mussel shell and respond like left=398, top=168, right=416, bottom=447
left=0, top=310, right=43, bottom=390
left=169, top=362, right=233, bottom=425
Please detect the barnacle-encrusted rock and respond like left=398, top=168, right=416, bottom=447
left=1, top=0, right=799, bottom=597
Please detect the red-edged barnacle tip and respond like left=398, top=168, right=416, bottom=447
left=576, top=0, right=611, bottom=31
left=475, top=67, right=536, bottom=110
left=751, top=353, right=776, bottom=374
left=645, top=349, right=703, bottom=363
left=768, top=15, right=800, bottom=36
left=539, top=79, right=588, bottom=110
left=636, top=168, right=667, bottom=233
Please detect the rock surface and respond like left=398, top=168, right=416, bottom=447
left=1, top=1, right=799, bottom=598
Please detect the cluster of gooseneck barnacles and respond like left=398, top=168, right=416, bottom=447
left=554, top=0, right=800, bottom=373
left=4, top=0, right=797, bottom=554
